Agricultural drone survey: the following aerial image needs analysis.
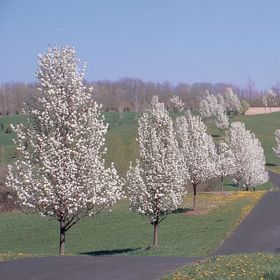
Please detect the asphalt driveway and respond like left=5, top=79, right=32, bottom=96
left=0, top=255, right=201, bottom=280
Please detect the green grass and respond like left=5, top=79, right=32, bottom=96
left=0, top=192, right=263, bottom=258
left=1, top=110, right=280, bottom=178
left=162, top=253, right=280, bottom=280
left=206, top=112, right=280, bottom=172
left=0, top=115, right=27, bottom=163
left=221, top=177, right=275, bottom=191
left=0, top=113, right=137, bottom=176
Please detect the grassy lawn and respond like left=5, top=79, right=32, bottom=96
left=222, top=177, right=275, bottom=191
left=0, top=115, right=27, bottom=164
left=162, top=253, right=280, bottom=280
left=206, top=112, right=280, bottom=172
left=0, top=113, right=137, bottom=176
left=1, top=111, right=280, bottom=175
left=0, top=192, right=264, bottom=259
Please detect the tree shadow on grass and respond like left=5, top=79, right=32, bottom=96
left=172, top=207, right=193, bottom=214
left=211, top=134, right=220, bottom=138
left=224, top=183, right=237, bottom=188
left=263, top=272, right=280, bottom=280
left=80, top=247, right=142, bottom=256
left=266, top=163, right=278, bottom=167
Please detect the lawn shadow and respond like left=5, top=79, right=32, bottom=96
left=173, top=207, right=192, bottom=214
left=211, top=134, right=220, bottom=138
left=224, top=183, right=238, bottom=190
left=263, top=272, right=280, bottom=279
left=266, top=163, right=278, bottom=167
left=80, top=247, right=142, bottom=256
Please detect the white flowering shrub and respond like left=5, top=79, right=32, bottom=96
left=226, top=122, right=268, bottom=190
left=175, top=115, right=219, bottom=210
left=7, top=46, right=124, bottom=255
left=126, top=96, right=186, bottom=247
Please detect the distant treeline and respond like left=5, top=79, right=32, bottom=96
left=0, top=78, right=274, bottom=114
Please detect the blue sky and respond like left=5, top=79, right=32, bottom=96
left=1, top=0, right=280, bottom=89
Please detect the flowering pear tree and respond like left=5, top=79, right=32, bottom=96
left=273, top=129, right=280, bottom=157
left=217, top=141, right=235, bottom=192
left=263, top=89, right=277, bottom=112
left=7, top=47, right=124, bottom=255
left=199, top=92, right=228, bottom=129
left=126, top=96, right=186, bottom=247
left=185, top=109, right=192, bottom=119
left=217, top=93, right=225, bottom=108
left=199, top=99, right=211, bottom=120
left=240, top=100, right=250, bottom=115
left=199, top=93, right=219, bottom=120
left=223, top=88, right=241, bottom=115
left=175, top=115, right=219, bottom=210
left=262, top=96, right=268, bottom=107
left=170, top=95, right=185, bottom=112
left=226, top=122, right=268, bottom=190
left=215, top=104, right=229, bottom=131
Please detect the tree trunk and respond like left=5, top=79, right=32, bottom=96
left=192, top=183, right=197, bottom=210
left=59, top=220, right=66, bottom=255
left=221, top=175, right=224, bottom=193
left=153, top=222, right=159, bottom=247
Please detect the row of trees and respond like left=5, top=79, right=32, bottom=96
left=127, top=95, right=268, bottom=246
left=2, top=77, right=278, bottom=116
left=7, top=47, right=269, bottom=254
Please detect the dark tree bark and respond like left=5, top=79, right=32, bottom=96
left=221, top=175, right=224, bottom=193
left=192, top=183, right=198, bottom=210
left=59, top=220, right=66, bottom=255
left=153, top=222, right=159, bottom=247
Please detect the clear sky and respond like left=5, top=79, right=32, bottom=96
left=1, top=0, right=280, bottom=89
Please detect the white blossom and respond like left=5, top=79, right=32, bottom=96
left=215, top=104, right=229, bottom=130
left=223, top=87, right=241, bottom=115
left=273, top=129, right=280, bottom=157
left=199, top=93, right=219, bottom=120
left=199, top=93, right=229, bottom=130
left=175, top=115, right=219, bottom=210
left=217, top=141, right=235, bottom=177
left=217, top=93, right=225, bottom=109
left=217, top=141, right=235, bottom=192
left=126, top=96, right=186, bottom=247
left=6, top=46, right=124, bottom=255
left=263, top=89, right=277, bottom=111
left=225, top=122, right=268, bottom=190
left=262, top=96, right=268, bottom=107
left=170, top=95, right=185, bottom=112
left=185, top=109, right=192, bottom=119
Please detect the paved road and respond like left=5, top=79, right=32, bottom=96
left=214, top=191, right=280, bottom=255
left=1, top=171, right=279, bottom=280
left=0, top=256, right=200, bottom=280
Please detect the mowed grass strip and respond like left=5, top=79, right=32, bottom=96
left=0, top=192, right=264, bottom=259
left=162, top=253, right=280, bottom=280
